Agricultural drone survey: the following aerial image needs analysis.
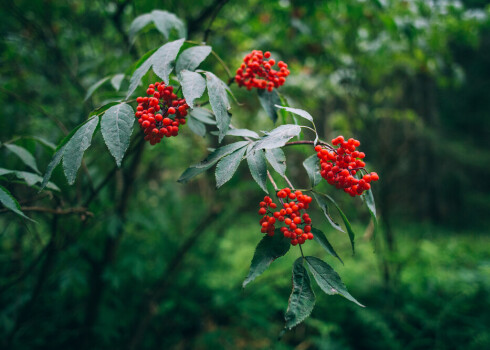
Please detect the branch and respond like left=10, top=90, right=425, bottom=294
left=203, top=0, right=230, bottom=43
left=0, top=206, right=92, bottom=216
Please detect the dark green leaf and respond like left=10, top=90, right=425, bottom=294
left=285, top=258, right=315, bottom=329
left=205, top=72, right=231, bottom=142
left=101, top=103, right=135, bottom=167
left=303, top=154, right=321, bottom=187
left=0, top=168, right=60, bottom=191
left=215, top=145, right=248, bottom=188
left=258, top=89, right=281, bottom=123
left=40, top=145, right=66, bottom=191
left=311, top=227, right=343, bottom=264
left=324, top=194, right=356, bottom=254
left=187, top=115, right=206, bottom=137
left=177, top=165, right=210, bottom=184
left=194, top=141, right=249, bottom=169
left=176, top=45, right=212, bottom=75
left=151, top=10, right=186, bottom=39
left=62, top=117, right=99, bottom=185
left=265, top=148, right=286, bottom=177
left=152, top=38, right=185, bottom=84
left=4, top=144, right=40, bottom=174
left=243, top=231, right=290, bottom=287
left=275, top=105, right=314, bottom=122
left=361, top=188, right=378, bottom=244
left=84, top=76, right=110, bottom=101
left=180, top=70, right=206, bottom=108
left=126, top=56, right=153, bottom=99
left=253, top=124, right=301, bottom=151
left=312, top=192, right=344, bottom=233
left=247, top=149, right=268, bottom=193
left=190, top=108, right=216, bottom=125
left=305, top=256, right=364, bottom=307
left=0, top=185, right=35, bottom=222
left=128, top=13, right=152, bottom=43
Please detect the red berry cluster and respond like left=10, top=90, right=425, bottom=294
left=235, top=50, right=290, bottom=91
left=315, top=136, right=379, bottom=197
left=258, top=189, right=314, bottom=246
left=135, top=82, right=190, bottom=145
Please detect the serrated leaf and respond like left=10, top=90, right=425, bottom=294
left=305, top=256, right=364, bottom=307
left=152, top=38, right=185, bottom=84
left=311, top=227, right=343, bottom=264
left=111, top=74, right=125, bottom=91
left=253, top=124, right=301, bottom=151
left=180, top=70, right=206, bottom=108
left=126, top=56, right=153, bottom=99
left=226, top=129, right=259, bottom=139
left=194, top=141, right=249, bottom=169
left=4, top=144, right=40, bottom=174
left=265, top=148, right=286, bottom=177
left=243, top=231, right=290, bottom=287
left=303, top=154, right=321, bottom=187
left=247, top=149, right=268, bottom=193
left=285, top=258, right=315, bottom=329
left=101, top=104, right=135, bottom=167
left=275, top=105, right=314, bottom=122
left=258, top=89, right=281, bottom=123
left=205, top=72, right=231, bottom=142
left=187, top=116, right=206, bottom=137
left=62, top=117, right=99, bottom=185
left=190, top=108, right=216, bottom=125
left=215, top=145, right=247, bottom=188
left=84, top=76, right=110, bottom=101
left=312, top=192, right=344, bottom=233
left=324, top=194, right=356, bottom=254
left=128, top=13, right=152, bottom=43
left=151, top=10, right=186, bottom=39
left=176, top=45, right=212, bottom=75
left=0, top=185, right=35, bottom=222
left=0, top=168, right=60, bottom=191
left=177, top=165, right=210, bottom=184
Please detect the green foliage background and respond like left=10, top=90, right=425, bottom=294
left=1, top=0, right=489, bottom=349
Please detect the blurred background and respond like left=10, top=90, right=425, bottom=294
left=1, top=0, right=489, bottom=349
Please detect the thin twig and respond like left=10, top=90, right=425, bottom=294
left=202, top=0, right=230, bottom=43
left=267, top=170, right=279, bottom=191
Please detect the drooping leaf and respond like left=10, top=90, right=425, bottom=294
left=215, top=145, right=248, bottom=188
left=190, top=108, right=216, bottom=125
left=265, top=148, right=286, bottom=177
left=101, top=104, right=135, bottom=167
left=84, top=76, right=111, bottom=101
left=303, top=154, right=321, bottom=187
left=247, top=149, right=268, bottom=193
left=361, top=188, right=378, bottom=244
left=0, top=168, right=60, bottom=191
left=128, top=13, right=152, bottom=43
left=311, top=227, right=343, bottom=264
left=305, top=256, right=364, bottom=307
left=4, top=144, right=40, bottom=174
left=258, top=89, right=281, bottom=123
left=177, top=165, right=211, bottom=184
left=243, top=231, right=291, bottom=287
left=253, top=124, right=301, bottom=151
left=180, top=70, right=206, bottom=108
left=62, top=117, right=99, bottom=185
left=187, top=115, right=206, bottom=137
left=285, top=258, right=316, bottom=330
left=126, top=54, right=154, bottom=99
left=194, top=141, right=250, bottom=169
left=40, top=145, right=66, bottom=191
left=151, top=10, right=186, bottom=39
left=28, top=136, right=56, bottom=150
left=275, top=105, right=314, bottom=122
left=324, top=194, right=356, bottom=254
left=175, top=45, right=212, bottom=75
left=312, top=192, right=344, bottom=233
left=226, top=129, right=259, bottom=139
left=111, top=74, right=125, bottom=91
left=205, top=72, right=231, bottom=142
left=0, top=185, right=34, bottom=222
left=152, top=38, right=186, bottom=84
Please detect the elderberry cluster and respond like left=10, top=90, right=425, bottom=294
left=315, top=136, right=379, bottom=197
left=135, top=82, right=190, bottom=145
left=235, top=50, right=290, bottom=91
left=258, top=189, right=314, bottom=246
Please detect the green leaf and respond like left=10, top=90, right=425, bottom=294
left=180, top=70, right=206, bottom=108
left=177, top=165, right=210, bottom=184
left=303, top=154, right=321, bottom=187
left=253, top=124, right=301, bottom=151
left=128, top=13, right=152, bottom=43
left=0, top=168, right=60, bottom=191
left=324, top=194, right=356, bottom=254
left=226, top=129, right=259, bottom=139
left=311, top=227, right=343, bottom=264
left=243, top=231, right=291, bottom=287
left=305, top=256, right=364, bottom=307
left=111, top=74, right=125, bottom=91
left=247, top=149, right=268, bottom=193
left=275, top=105, right=314, bottom=122
left=151, top=10, right=186, bottom=39
left=40, top=145, right=66, bottom=191
left=27, top=136, right=56, bottom=150
left=84, top=76, right=110, bottom=101
left=152, top=38, right=186, bottom=84
left=361, top=188, right=378, bottom=244
left=189, top=108, right=216, bottom=125
left=175, top=45, right=212, bottom=75
left=101, top=103, right=135, bottom=167
left=0, top=185, right=35, bottom=222
left=285, top=258, right=316, bottom=330
left=126, top=56, right=153, bottom=99
left=205, top=72, right=231, bottom=143
left=4, top=144, right=40, bottom=174
left=312, top=192, right=344, bottom=233
left=187, top=115, right=206, bottom=137
left=265, top=148, right=286, bottom=177
left=194, top=141, right=250, bottom=169
left=62, top=117, right=99, bottom=185
left=215, top=145, right=248, bottom=188
left=257, top=89, right=281, bottom=123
